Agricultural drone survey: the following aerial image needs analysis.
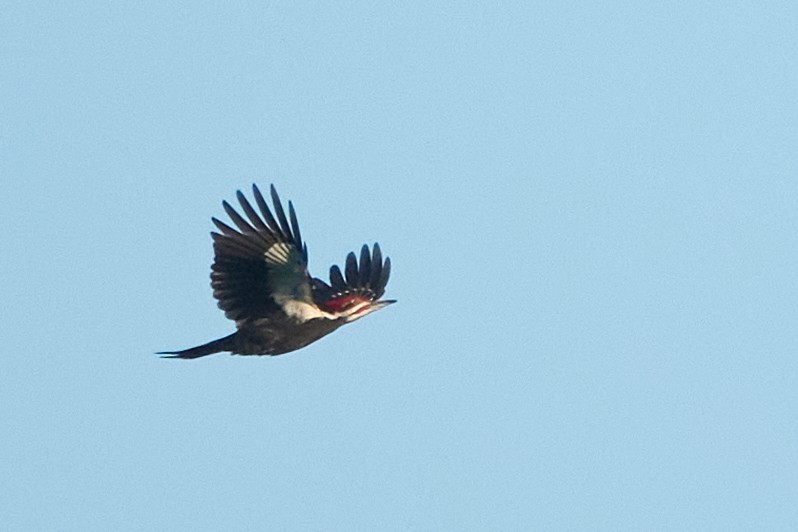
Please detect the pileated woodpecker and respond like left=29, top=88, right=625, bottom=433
left=159, top=184, right=395, bottom=359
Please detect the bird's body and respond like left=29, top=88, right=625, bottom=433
left=159, top=184, right=394, bottom=359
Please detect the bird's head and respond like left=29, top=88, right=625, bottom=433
left=313, top=242, right=395, bottom=323
left=321, top=293, right=396, bottom=323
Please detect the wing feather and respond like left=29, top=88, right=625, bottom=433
left=289, top=201, right=306, bottom=262
left=222, top=200, right=256, bottom=234
left=358, top=244, right=371, bottom=287
left=330, top=265, right=346, bottom=288
left=377, top=257, right=391, bottom=299
left=211, top=185, right=312, bottom=322
left=252, top=184, right=283, bottom=236
left=236, top=191, right=272, bottom=234
left=369, top=243, right=383, bottom=290
left=345, top=252, right=358, bottom=286
left=270, top=185, right=293, bottom=241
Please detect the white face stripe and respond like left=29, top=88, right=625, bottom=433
left=279, top=298, right=381, bottom=323
left=276, top=294, right=391, bottom=324
left=343, top=301, right=382, bottom=322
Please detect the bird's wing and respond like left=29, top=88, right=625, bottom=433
left=312, top=243, right=391, bottom=312
left=210, top=184, right=313, bottom=322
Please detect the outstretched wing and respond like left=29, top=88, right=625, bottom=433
left=210, top=184, right=312, bottom=322
left=312, top=243, right=391, bottom=312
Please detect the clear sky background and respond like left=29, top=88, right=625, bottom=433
left=2, top=2, right=796, bottom=530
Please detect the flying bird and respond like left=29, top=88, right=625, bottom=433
left=159, top=184, right=395, bottom=359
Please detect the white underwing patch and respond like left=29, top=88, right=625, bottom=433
left=278, top=299, right=337, bottom=322
left=264, top=242, right=292, bottom=265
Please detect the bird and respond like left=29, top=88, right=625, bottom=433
left=158, top=184, right=395, bottom=359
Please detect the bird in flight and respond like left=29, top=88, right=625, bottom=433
left=159, top=184, right=395, bottom=359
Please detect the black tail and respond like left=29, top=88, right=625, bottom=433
left=157, top=333, right=237, bottom=359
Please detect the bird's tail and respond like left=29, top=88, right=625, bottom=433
left=157, top=333, right=237, bottom=359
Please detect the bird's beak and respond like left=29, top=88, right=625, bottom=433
left=371, top=299, right=397, bottom=310
left=363, top=299, right=396, bottom=315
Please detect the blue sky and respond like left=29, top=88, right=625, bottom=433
left=2, top=2, right=796, bottom=530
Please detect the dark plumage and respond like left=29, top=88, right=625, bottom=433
left=159, top=184, right=395, bottom=359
